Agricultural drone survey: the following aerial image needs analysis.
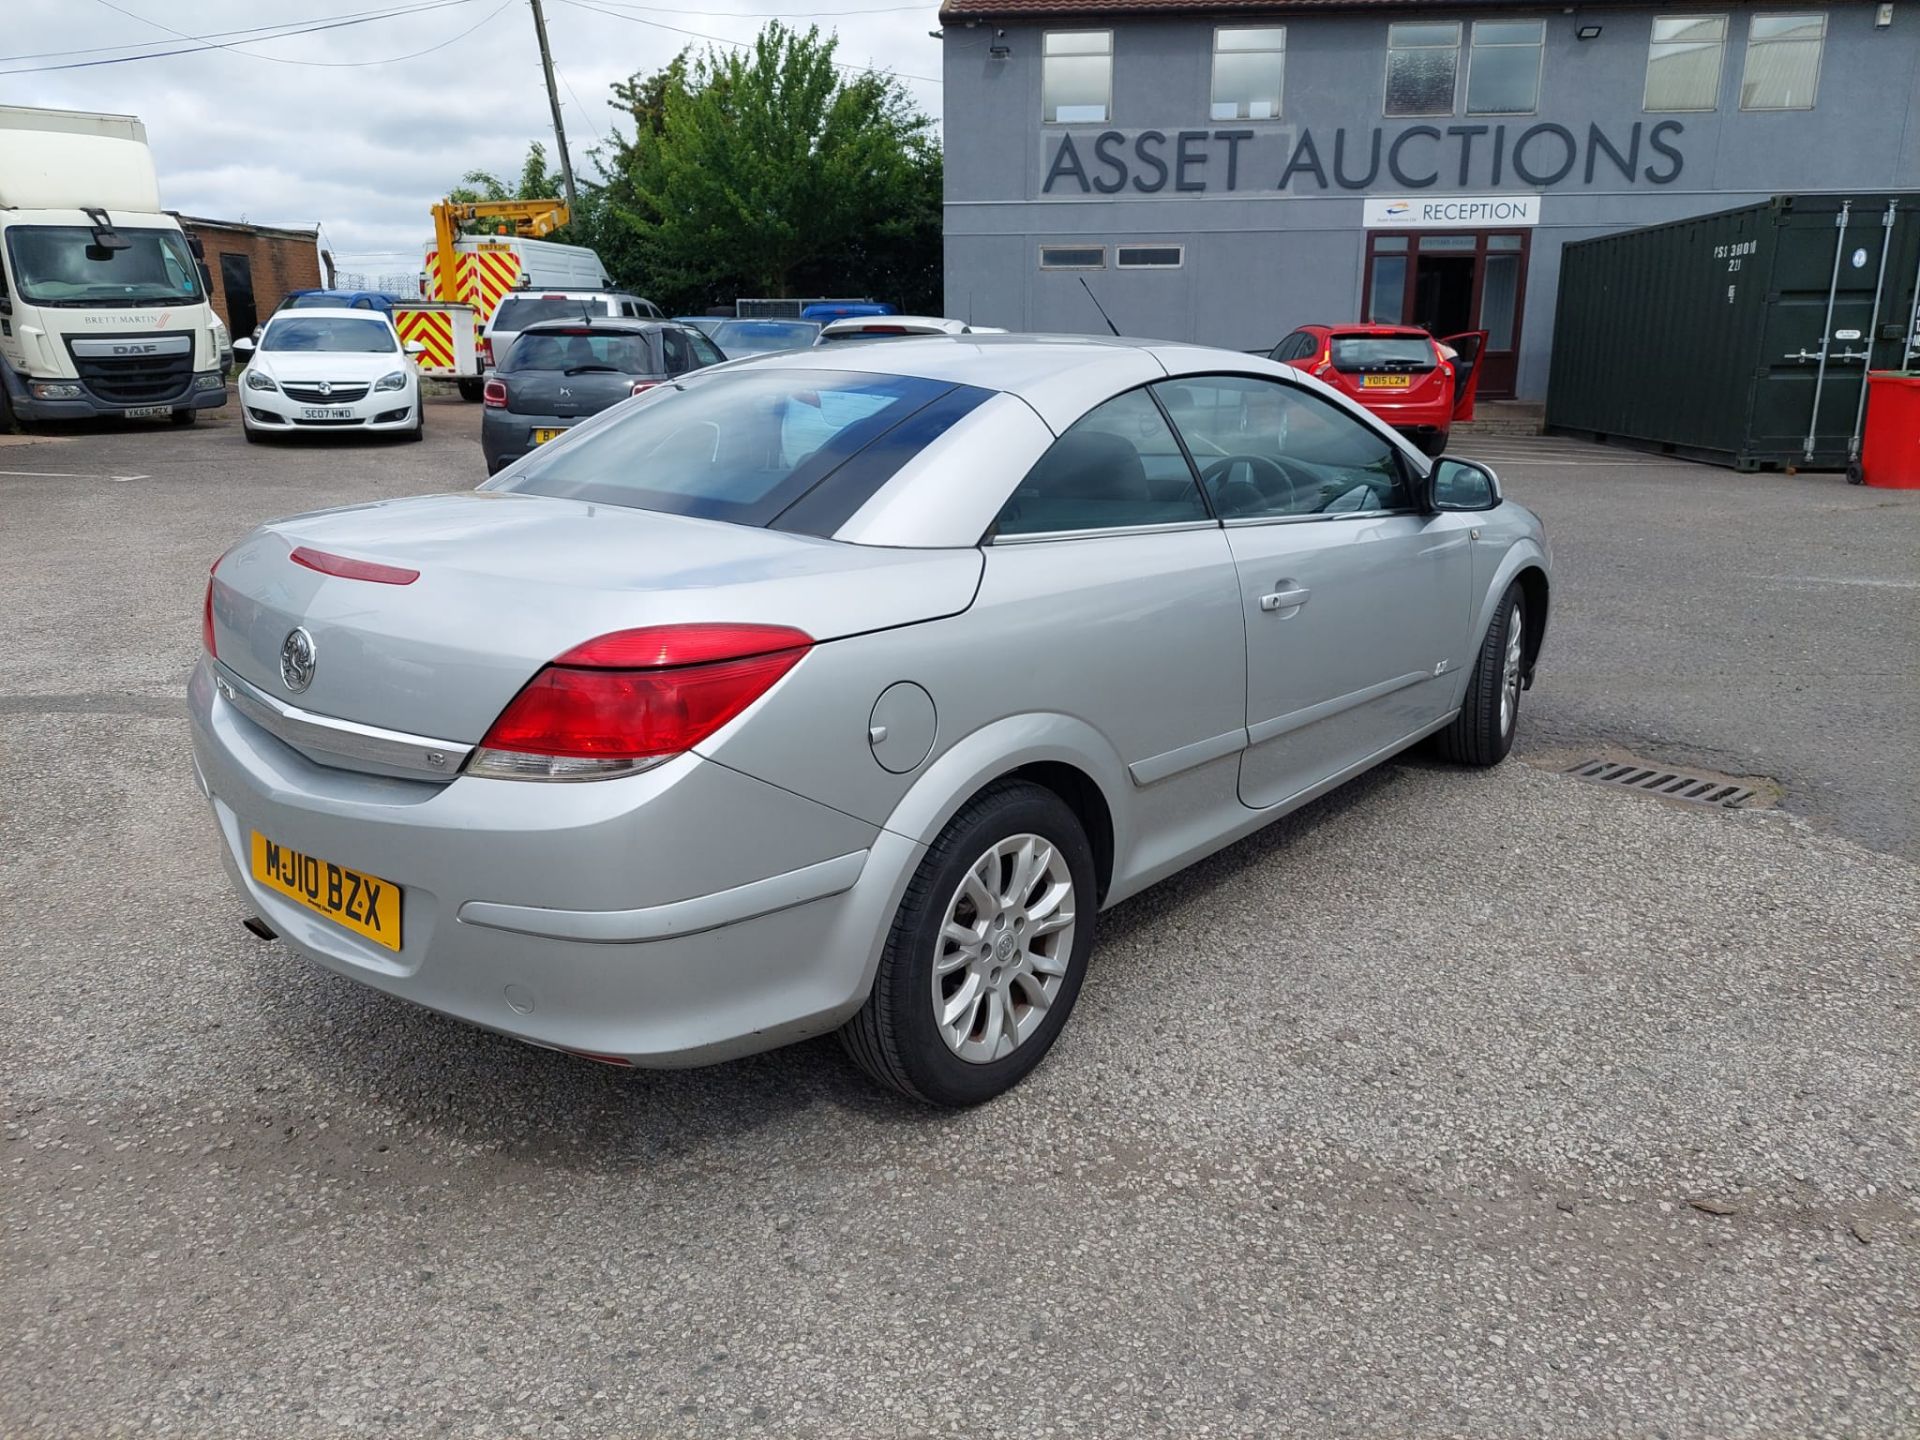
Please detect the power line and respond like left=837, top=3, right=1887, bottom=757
left=0, top=0, right=491, bottom=76
left=0, top=0, right=473, bottom=64
left=585, top=0, right=935, bottom=16
left=554, top=0, right=940, bottom=85
left=85, top=0, right=512, bottom=70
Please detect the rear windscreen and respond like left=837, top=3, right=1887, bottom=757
left=493, top=297, right=605, bottom=331
left=505, top=330, right=653, bottom=374
left=1330, top=336, right=1435, bottom=371
left=482, top=368, right=992, bottom=533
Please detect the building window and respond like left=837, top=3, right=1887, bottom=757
left=1645, top=15, right=1728, bottom=111
left=1043, top=31, right=1112, bottom=124
left=1385, top=22, right=1460, bottom=117
left=1116, top=245, right=1184, bottom=269
left=1040, top=245, right=1106, bottom=270
left=1212, top=26, right=1286, bottom=120
left=1740, top=13, right=1824, bottom=110
left=1466, top=20, right=1544, bottom=115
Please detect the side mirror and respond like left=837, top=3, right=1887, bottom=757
left=1429, top=456, right=1501, bottom=512
left=232, top=337, right=255, bottom=355
left=404, top=340, right=426, bottom=356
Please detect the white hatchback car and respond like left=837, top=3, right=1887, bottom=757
left=235, top=308, right=425, bottom=443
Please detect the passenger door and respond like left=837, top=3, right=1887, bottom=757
left=1441, top=330, right=1488, bottom=423
left=1152, top=375, right=1475, bottom=811
left=982, top=387, right=1247, bottom=845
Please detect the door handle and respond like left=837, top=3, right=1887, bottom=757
left=1259, top=586, right=1311, bottom=612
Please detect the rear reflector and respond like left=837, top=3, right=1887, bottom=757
left=290, top=546, right=420, bottom=586
left=202, top=566, right=218, bottom=657
left=467, top=624, right=812, bottom=782
left=483, top=379, right=507, bottom=408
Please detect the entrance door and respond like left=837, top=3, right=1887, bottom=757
left=1364, top=231, right=1530, bottom=398
left=218, top=252, right=256, bottom=338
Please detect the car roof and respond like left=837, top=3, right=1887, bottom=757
left=513, top=317, right=664, bottom=335
left=1322, top=324, right=1434, bottom=338
left=264, top=307, right=394, bottom=323
left=722, top=332, right=1331, bottom=432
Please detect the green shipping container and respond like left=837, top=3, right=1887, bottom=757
left=1546, top=194, right=1920, bottom=472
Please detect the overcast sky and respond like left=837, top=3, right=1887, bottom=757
left=3, top=0, right=943, bottom=279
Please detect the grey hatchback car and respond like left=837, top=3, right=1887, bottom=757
left=194, top=335, right=1551, bottom=1106
left=480, top=319, right=724, bottom=474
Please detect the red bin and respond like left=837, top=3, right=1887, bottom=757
left=1860, top=372, right=1920, bottom=489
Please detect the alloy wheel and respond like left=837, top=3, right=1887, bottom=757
left=931, top=833, right=1077, bottom=1064
left=1500, top=600, right=1525, bottom=736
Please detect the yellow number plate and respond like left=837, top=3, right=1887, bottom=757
left=1362, top=374, right=1412, bottom=388
left=250, top=832, right=402, bottom=952
left=531, top=428, right=565, bottom=444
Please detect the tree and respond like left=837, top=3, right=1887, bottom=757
left=597, top=24, right=942, bottom=311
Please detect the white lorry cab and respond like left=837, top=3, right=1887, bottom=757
left=0, top=105, right=225, bottom=428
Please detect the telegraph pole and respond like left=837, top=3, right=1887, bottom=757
left=527, top=0, right=579, bottom=215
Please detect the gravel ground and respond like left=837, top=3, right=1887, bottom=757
left=2, top=402, right=1916, bottom=1437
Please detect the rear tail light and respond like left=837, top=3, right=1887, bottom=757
left=479, top=337, right=494, bottom=368
left=467, top=623, right=813, bottom=782
left=483, top=379, right=507, bottom=408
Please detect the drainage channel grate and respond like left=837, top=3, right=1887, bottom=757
left=1566, top=760, right=1757, bottom=808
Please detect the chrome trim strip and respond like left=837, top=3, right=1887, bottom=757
left=212, top=661, right=471, bottom=779
left=457, top=849, right=869, bottom=944
left=991, top=519, right=1221, bottom=545
left=69, top=334, right=194, bottom=357
left=1222, top=507, right=1415, bottom=528
left=1128, top=727, right=1249, bottom=787
left=1246, top=670, right=1431, bottom=747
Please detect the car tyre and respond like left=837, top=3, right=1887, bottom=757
left=457, top=379, right=485, bottom=403
left=1431, top=582, right=1525, bottom=767
left=841, top=780, right=1096, bottom=1107
left=403, top=411, right=425, bottom=443
left=243, top=423, right=265, bottom=444
left=1419, top=429, right=1449, bottom=458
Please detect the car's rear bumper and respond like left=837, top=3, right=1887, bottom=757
left=480, top=410, right=581, bottom=473
left=187, top=657, right=914, bottom=1066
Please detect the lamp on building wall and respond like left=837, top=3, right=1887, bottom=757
left=989, top=28, right=1011, bottom=58
left=1576, top=23, right=1603, bottom=39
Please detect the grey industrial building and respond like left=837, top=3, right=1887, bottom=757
left=938, top=0, right=1920, bottom=398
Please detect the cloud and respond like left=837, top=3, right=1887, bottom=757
left=3, top=0, right=942, bottom=275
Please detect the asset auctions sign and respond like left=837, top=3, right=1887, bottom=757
left=1363, top=194, right=1541, bottom=228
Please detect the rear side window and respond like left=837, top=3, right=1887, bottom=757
left=686, top=331, right=725, bottom=368
left=485, top=368, right=991, bottom=531
left=1153, top=375, right=1412, bottom=519
left=995, top=388, right=1209, bottom=538
left=504, top=329, right=654, bottom=374
left=1329, top=336, right=1436, bottom=371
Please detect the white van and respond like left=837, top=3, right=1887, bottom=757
left=417, top=235, right=613, bottom=300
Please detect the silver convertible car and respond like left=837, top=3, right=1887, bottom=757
left=191, top=335, right=1550, bottom=1106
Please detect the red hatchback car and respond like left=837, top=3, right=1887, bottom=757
left=1271, top=324, right=1485, bottom=456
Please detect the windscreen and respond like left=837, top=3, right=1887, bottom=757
left=506, top=329, right=653, bottom=374
left=493, top=297, right=603, bottom=331
left=260, top=316, right=397, bottom=353
left=483, top=367, right=986, bottom=529
left=712, top=320, right=820, bottom=355
left=1329, top=336, right=1436, bottom=371
left=4, top=226, right=202, bottom=306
